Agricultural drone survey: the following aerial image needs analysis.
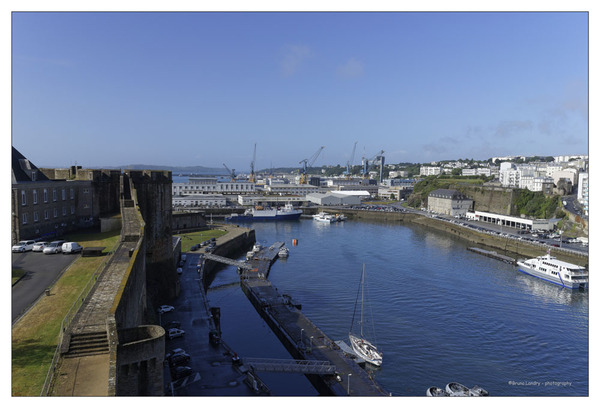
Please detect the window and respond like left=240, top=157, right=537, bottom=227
left=33, top=211, right=39, bottom=222
left=33, top=190, right=38, bottom=204
left=44, top=210, right=49, bottom=220
left=21, top=191, right=27, bottom=206
left=62, top=188, right=66, bottom=200
left=71, top=205, right=75, bottom=214
left=53, top=189, right=57, bottom=201
left=44, top=189, right=48, bottom=203
left=70, top=188, right=74, bottom=199
left=53, top=209, right=58, bottom=218
left=22, top=213, right=28, bottom=224
left=62, top=207, right=67, bottom=216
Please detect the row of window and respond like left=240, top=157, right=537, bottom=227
left=21, top=206, right=79, bottom=225
left=21, top=187, right=89, bottom=206
left=175, top=184, right=254, bottom=191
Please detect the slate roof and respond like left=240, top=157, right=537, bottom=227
left=12, top=146, right=50, bottom=184
left=428, top=188, right=469, bottom=200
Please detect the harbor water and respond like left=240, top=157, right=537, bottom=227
left=206, top=218, right=589, bottom=396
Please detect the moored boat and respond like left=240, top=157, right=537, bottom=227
left=278, top=246, right=289, bottom=258
left=446, top=382, right=470, bottom=396
left=516, top=250, right=588, bottom=289
left=426, top=386, right=450, bottom=396
left=469, top=385, right=489, bottom=396
left=226, top=203, right=302, bottom=222
left=313, top=212, right=335, bottom=223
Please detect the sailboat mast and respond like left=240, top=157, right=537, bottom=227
left=361, top=264, right=365, bottom=337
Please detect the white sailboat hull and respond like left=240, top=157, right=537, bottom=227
left=349, top=333, right=383, bottom=366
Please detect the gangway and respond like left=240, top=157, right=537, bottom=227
left=202, top=253, right=254, bottom=270
left=242, top=358, right=337, bottom=375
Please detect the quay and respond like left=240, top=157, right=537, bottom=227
left=240, top=242, right=388, bottom=396
left=467, top=247, right=516, bottom=265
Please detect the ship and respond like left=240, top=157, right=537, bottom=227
left=516, top=250, right=588, bottom=289
left=226, top=203, right=302, bottom=222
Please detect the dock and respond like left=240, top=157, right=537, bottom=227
left=240, top=243, right=388, bottom=396
left=467, top=247, right=516, bottom=265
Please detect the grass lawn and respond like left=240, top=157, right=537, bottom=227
left=176, top=228, right=228, bottom=252
left=11, top=229, right=120, bottom=396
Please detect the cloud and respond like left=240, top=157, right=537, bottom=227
left=493, top=120, right=533, bottom=139
left=337, top=57, right=364, bottom=79
left=280, top=44, right=312, bottom=77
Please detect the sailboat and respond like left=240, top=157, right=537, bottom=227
left=349, top=264, right=383, bottom=366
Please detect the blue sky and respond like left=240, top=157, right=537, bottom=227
left=11, top=11, right=589, bottom=171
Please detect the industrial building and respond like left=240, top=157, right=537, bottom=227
left=305, top=192, right=363, bottom=206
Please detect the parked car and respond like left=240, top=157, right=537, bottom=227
left=177, top=268, right=183, bottom=275
left=12, top=240, right=36, bottom=252
left=172, top=366, right=193, bottom=380
left=158, top=305, right=175, bottom=314
left=32, top=241, right=49, bottom=252
left=62, top=242, right=83, bottom=254
left=169, top=352, right=191, bottom=366
left=165, top=347, right=186, bottom=360
left=181, top=254, right=187, bottom=262
left=43, top=240, right=65, bottom=254
left=168, top=328, right=185, bottom=340
left=164, top=321, right=181, bottom=330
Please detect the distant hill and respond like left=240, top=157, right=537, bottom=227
left=105, top=164, right=230, bottom=175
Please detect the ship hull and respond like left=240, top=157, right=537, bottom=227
left=517, top=263, right=587, bottom=289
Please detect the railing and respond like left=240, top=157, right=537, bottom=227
left=40, top=239, right=121, bottom=396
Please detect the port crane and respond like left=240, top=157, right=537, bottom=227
left=249, top=143, right=257, bottom=183
left=345, top=141, right=358, bottom=179
left=361, top=150, right=385, bottom=180
left=222, top=163, right=236, bottom=182
left=299, top=146, right=325, bottom=184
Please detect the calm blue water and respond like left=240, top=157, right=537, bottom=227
left=207, top=219, right=589, bottom=396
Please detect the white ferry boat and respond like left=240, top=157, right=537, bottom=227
left=516, top=250, right=588, bottom=289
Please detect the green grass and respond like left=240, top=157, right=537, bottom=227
left=11, top=229, right=120, bottom=396
left=176, top=229, right=228, bottom=252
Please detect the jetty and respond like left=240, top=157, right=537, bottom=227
left=467, top=247, right=516, bottom=265
left=239, top=243, right=388, bottom=396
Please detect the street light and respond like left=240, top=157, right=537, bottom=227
left=347, top=373, right=352, bottom=395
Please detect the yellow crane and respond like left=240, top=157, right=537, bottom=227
left=299, top=146, right=325, bottom=184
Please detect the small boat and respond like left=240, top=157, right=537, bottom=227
left=469, top=385, right=489, bottom=396
left=335, top=214, right=347, bottom=221
left=278, top=247, right=289, bottom=258
left=252, top=243, right=262, bottom=253
left=349, top=264, right=383, bottom=366
left=426, top=386, right=450, bottom=397
left=446, top=382, right=470, bottom=396
left=313, top=212, right=336, bottom=223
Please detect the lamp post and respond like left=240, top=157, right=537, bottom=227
left=347, top=373, right=352, bottom=395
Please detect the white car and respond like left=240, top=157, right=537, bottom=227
left=32, top=242, right=49, bottom=252
left=12, top=240, right=36, bottom=252
left=62, top=242, right=83, bottom=254
left=43, top=241, right=65, bottom=254
left=158, top=305, right=175, bottom=314
left=168, top=328, right=185, bottom=340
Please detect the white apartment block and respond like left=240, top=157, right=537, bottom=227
left=172, top=177, right=256, bottom=195
left=265, top=184, right=319, bottom=196
left=577, top=172, right=589, bottom=216
left=420, top=166, right=442, bottom=176
left=172, top=194, right=227, bottom=207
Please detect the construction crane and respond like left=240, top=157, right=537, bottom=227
left=249, top=143, right=257, bottom=183
left=299, top=146, right=325, bottom=184
left=222, top=163, right=236, bottom=182
left=345, top=141, right=358, bottom=179
left=361, top=150, right=385, bottom=180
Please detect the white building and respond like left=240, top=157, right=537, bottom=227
left=172, top=177, right=256, bottom=195
left=306, top=192, right=363, bottom=206
left=172, top=194, right=227, bottom=207
left=577, top=173, right=589, bottom=216
left=265, top=184, right=319, bottom=196
left=420, top=166, right=442, bottom=176
left=237, top=195, right=305, bottom=207
left=466, top=211, right=556, bottom=231
left=551, top=168, right=579, bottom=186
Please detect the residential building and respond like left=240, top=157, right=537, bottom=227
left=577, top=172, right=589, bottom=216
left=427, top=189, right=473, bottom=217
left=420, top=166, right=442, bottom=176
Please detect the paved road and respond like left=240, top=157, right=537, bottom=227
left=11, top=251, right=78, bottom=322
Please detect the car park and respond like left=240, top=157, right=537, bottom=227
left=168, top=328, right=185, bottom=340
left=43, top=240, right=65, bottom=254
left=12, top=240, right=36, bottom=252
left=32, top=241, right=49, bottom=252
left=62, top=242, right=83, bottom=254
left=158, top=305, right=175, bottom=314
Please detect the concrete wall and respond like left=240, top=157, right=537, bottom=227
left=458, top=186, right=515, bottom=215
left=202, top=227, right=256, bottom=288
left=172, top=212, right=208, bottom=232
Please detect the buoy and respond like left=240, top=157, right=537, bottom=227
left=292, top=239, right=298, bottom=246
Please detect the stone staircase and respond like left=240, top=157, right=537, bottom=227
left=65, top=331, right=109, bottom=358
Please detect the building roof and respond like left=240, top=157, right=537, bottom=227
left=429, top=189, right=469, bottom=200
left=12, top=147, right=50, bottom=184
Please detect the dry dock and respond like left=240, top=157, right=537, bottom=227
left=240, top=243, right=388, bottom=396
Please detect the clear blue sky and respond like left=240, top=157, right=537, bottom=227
left=11, top=11, right=589, bottom=171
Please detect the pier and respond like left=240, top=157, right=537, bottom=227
left=467, top=247, right=516, bottom=264
left=240, top=243, right=388, bottom=396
